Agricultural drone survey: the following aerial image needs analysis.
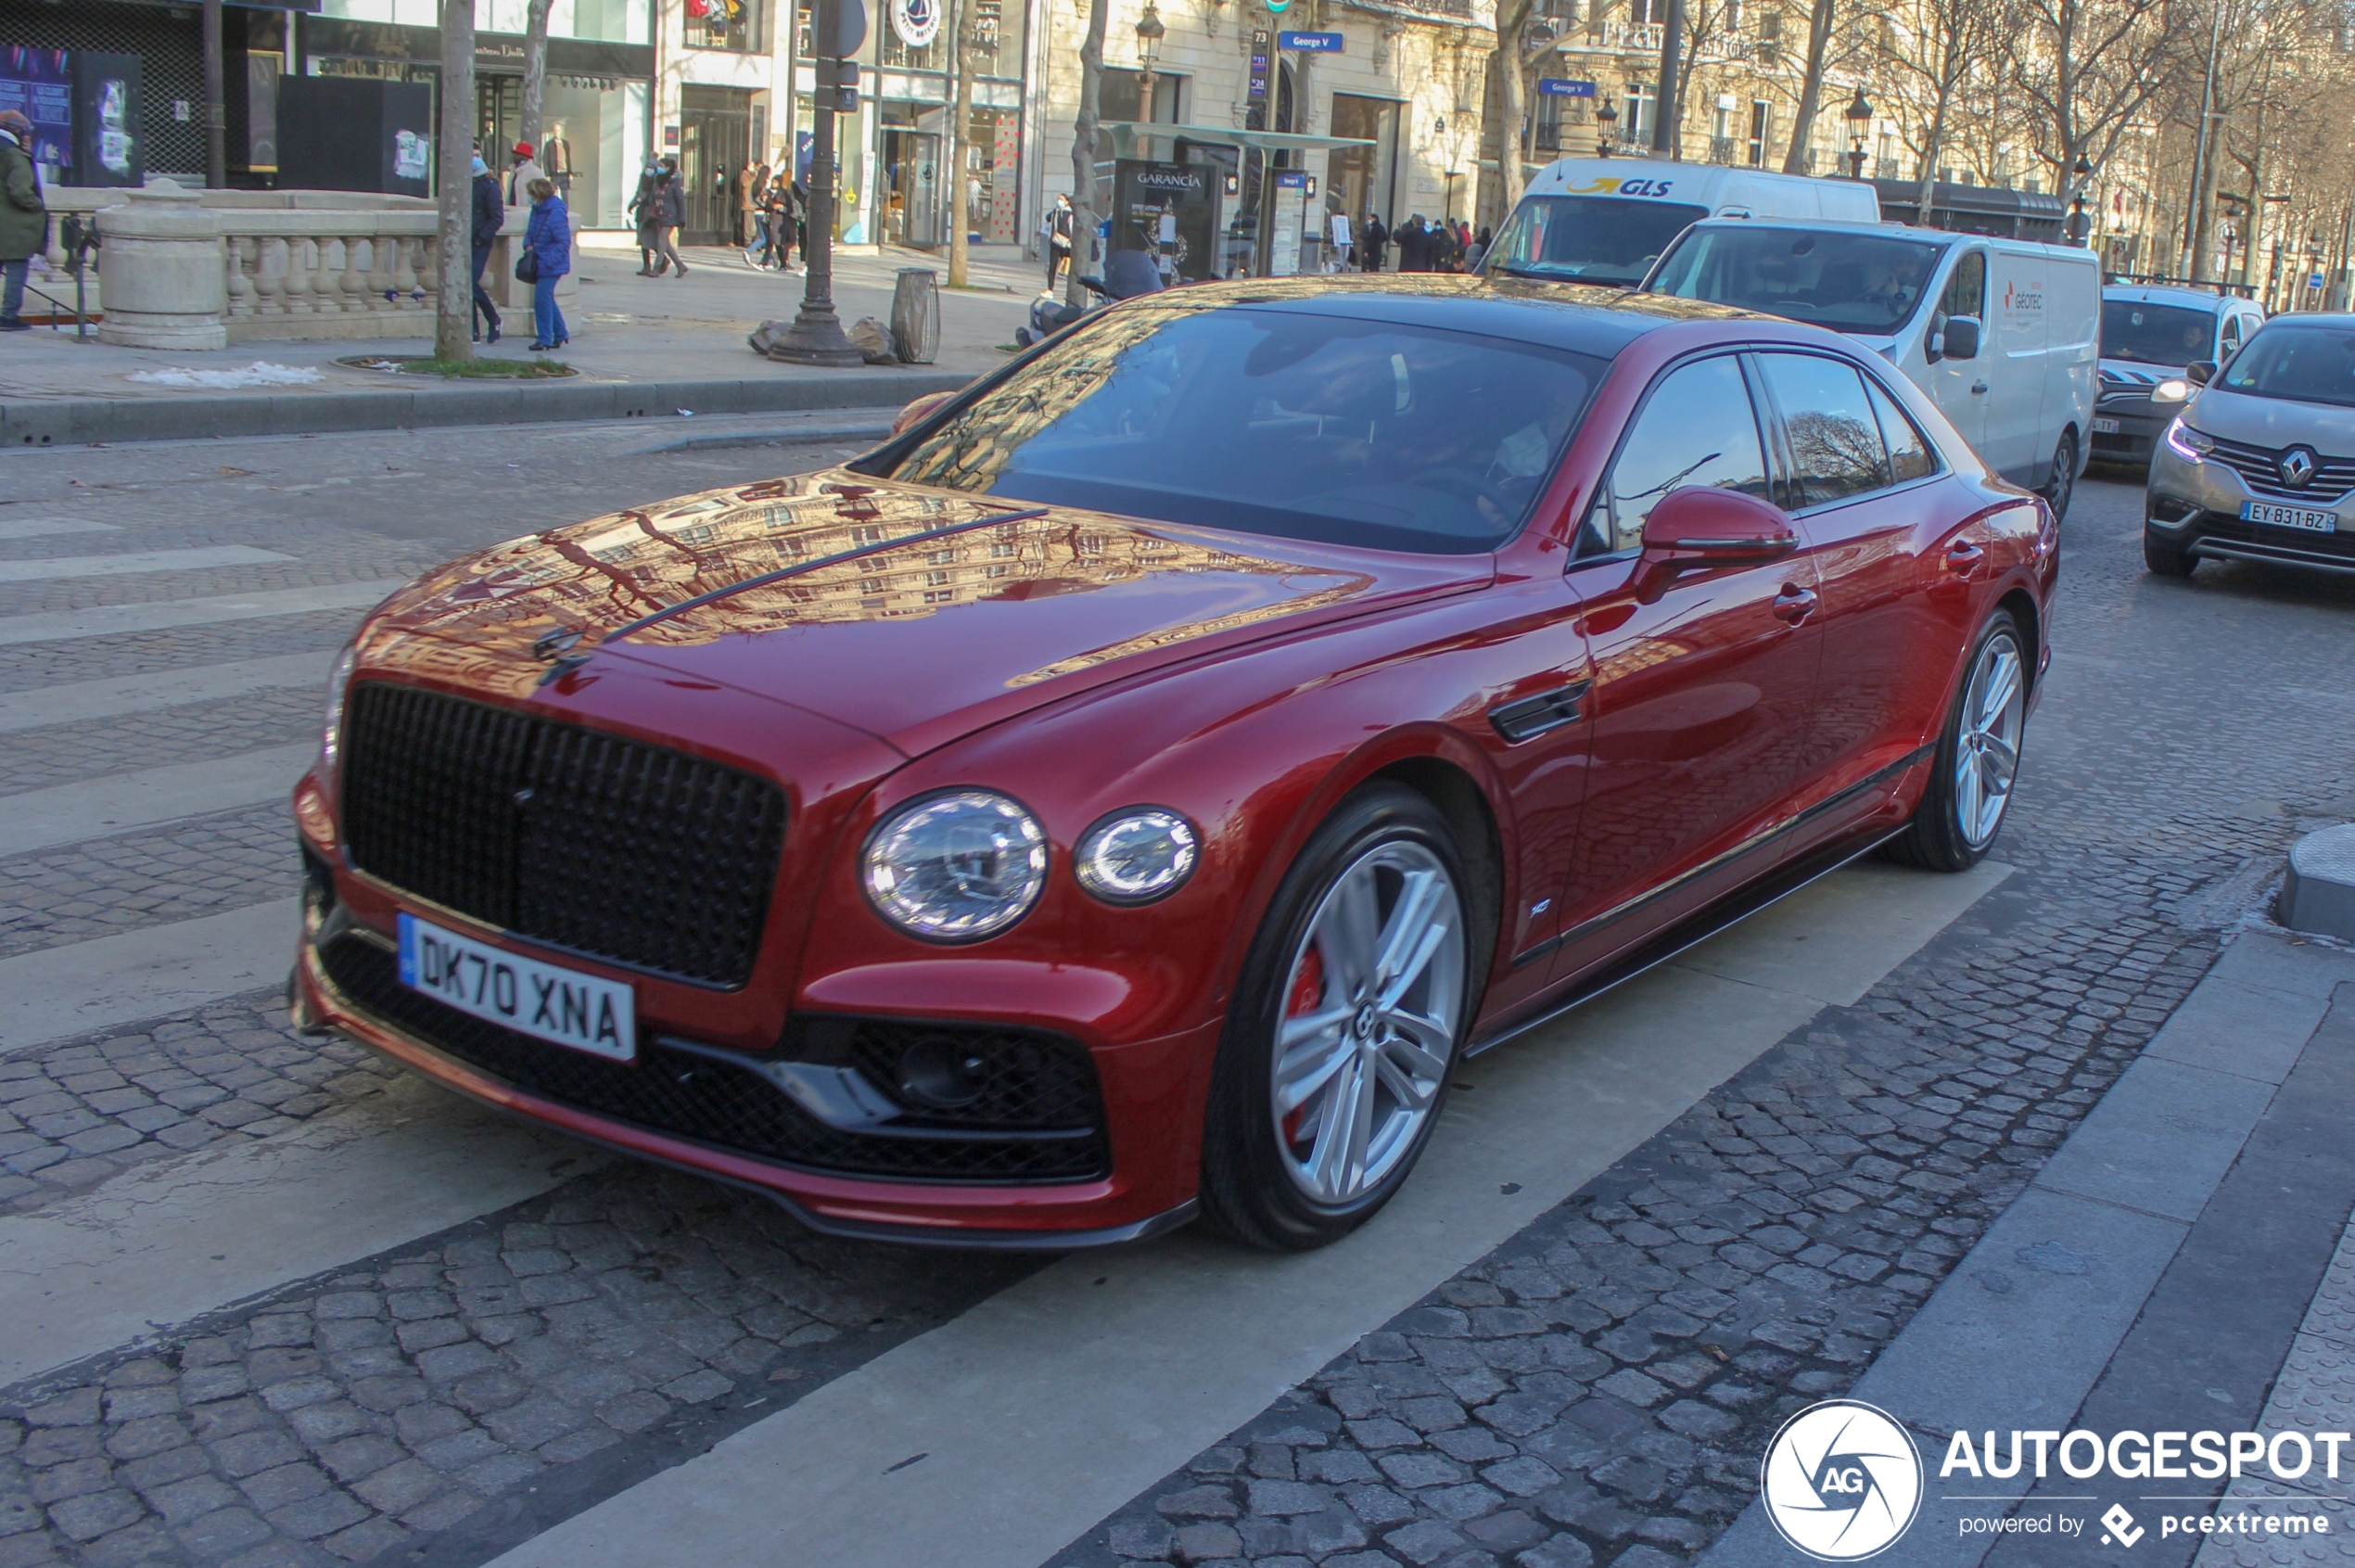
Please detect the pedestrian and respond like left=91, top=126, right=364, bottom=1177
left=1432, top=220, right=1462, bottom=273
left=542, top=121, right=574, bottom=203
left=1044, top=191, right=1074, bottom=291
left=468, top=152, right=503, bottom=345
left=736, top=159, right=759, bottom=247
left=1358, top=212, right=1386, bottom=273
left=522, top=176, right=570, bottom=351
left=652, top=158, right=688, bottom=278
left=760, top=175, right=797, bottom=269
left=1395, top=215, right=1431, bottom=274
left=0, top=108, right=44, bottom=333
left=506, top=141, right=545, bottom=209
left=629, top=159, right=664, bottom=274
left=1467, top=224, right=1492, bottom=273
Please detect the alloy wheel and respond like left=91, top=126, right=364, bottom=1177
left=1954, top=631, right=2026, bottom=848
left=1269, top=842, right=1466, bottom=1205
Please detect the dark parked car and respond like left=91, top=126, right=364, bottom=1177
left=291, top=275, right=2058, bottom=1251
left=2094, top=284, right=2266, bottom=465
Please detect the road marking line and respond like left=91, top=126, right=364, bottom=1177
left=0, top=652, right=329, bottom=733
left=490, top=860, right=2014, bottom=1568
left=0, top=1078, right=592, bottom=1387
left=0, top=744, right=315, bottom=859
left=0, top=517, right=117, bottom=542
left=0, top=898, right=302, bottom=1057
left=0, top=581, right=390, bottom=647
left=0, top=545, right=291, bottom=583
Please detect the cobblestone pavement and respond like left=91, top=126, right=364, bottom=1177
left=0, top=808, right=298, bottom=960
left=1045, top=482, right=2355, bottom=1568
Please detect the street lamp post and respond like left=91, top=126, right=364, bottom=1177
left=1136, top=1, right=1165, bottom=159
left=1844, top=88, right=1871, bottom=180
left=2067, top=152, right=2094, bottom=248
left=1595, top=99, right=1619, bottom=159
left=770, top=0, right=868, bottom=366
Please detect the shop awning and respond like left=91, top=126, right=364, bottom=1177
left=1094, top=121, right=1377, bottom=157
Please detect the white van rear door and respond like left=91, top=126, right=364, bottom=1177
left=1984, top=251, right=2051, bottom=481
left=2041, top=257, right=2099, bottom=481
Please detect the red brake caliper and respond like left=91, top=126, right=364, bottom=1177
left=1281, top=947, right=1325, bottom=1151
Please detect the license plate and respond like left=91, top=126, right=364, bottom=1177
left=398, top=912, right=636, bottom=1062
left=2092, top=417, right=2121, bottom=434
left=2241, top=500, right=2338, bottom=534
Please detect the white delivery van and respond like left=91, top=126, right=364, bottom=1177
left=1481, top=159, right=1880, bottom=288
left=1641, top=218, right=2100, bottom=515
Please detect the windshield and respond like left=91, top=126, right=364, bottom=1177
left=2101, top=300, right=2215, bottom=365
left=1645, top=226, right=1945, bottom=333
left=1483, top=195, right=1709, bottom=287
left=875, top=303, right=1606, bottom=555
left=2217, top=325, right=2355, bottom=409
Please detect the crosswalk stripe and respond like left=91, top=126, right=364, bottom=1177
left=0, top=580, right=391, bottom=647
left=0, top=897, right=302, bottom=1057
left=0, top=545, right=292, bottom=583
left=0, top=651, right=330, bottom=733
left=0, top=744, right=315, bottom=858
left=0, top=516, right=117, bottom=542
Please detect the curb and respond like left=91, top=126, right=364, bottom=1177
left=0, top=369, right=975, bottom=449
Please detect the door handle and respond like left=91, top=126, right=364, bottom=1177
left=1946, top=540, right=1986, bottom=572
left=1970, top=381, right=1991, bottom=395
left=1772, top=584, right=1818, bottom=623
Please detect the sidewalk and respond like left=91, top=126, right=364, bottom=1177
left=0, top=241, right=1039, bottom=446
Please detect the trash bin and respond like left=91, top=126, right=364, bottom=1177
left=890, top=267, right=941, bottom=364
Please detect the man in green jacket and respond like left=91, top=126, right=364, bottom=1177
left=0, top=108, right=46, bottom=332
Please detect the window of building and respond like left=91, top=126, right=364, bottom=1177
left=1746, top=99, right=1770, bottom=166
left=1623, top=81, right=1656, bottom=147
left=684, top=0, right=765, bottom=53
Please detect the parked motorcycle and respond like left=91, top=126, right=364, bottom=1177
left=1014, top=249, right=1165, bottom=348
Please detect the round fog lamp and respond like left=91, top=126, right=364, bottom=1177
left=863, top=790, right=1048, bottom=942
left=1075, top=809, right=1200, bottom=905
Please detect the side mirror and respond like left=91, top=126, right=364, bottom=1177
left=890, top=389, right=956, bottom=437
left=1636, top=487, right=1798, bottom=599
left=2185, top=360, right=2216, bottom=386
left=1938, top=315, right=1981, bottom=362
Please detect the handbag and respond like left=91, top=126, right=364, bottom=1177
left=515, top=249, right=540, bottom=285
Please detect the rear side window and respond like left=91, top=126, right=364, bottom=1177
left=1580, top=355, right=1770, bottom=556
left=1864, top=376, right=1936, bottom=482
left=1758, top=353, right=1890, bottom=507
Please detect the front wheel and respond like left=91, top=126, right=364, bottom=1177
left=2144, top=528, right=2197, bottom=578
left=1199, top=785, right=1475, bottom=1252
left=1884, top=610, right=2028, bottom=873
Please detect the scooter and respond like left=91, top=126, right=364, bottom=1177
left=1014, top=249, right=1165, bottom=348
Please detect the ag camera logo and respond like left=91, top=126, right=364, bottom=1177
left=1763, top=1400, right=1924, bottom=1560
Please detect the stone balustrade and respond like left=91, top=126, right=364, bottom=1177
left=32, top=183, right=545, bottom=347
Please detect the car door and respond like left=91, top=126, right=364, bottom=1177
left=1754, top=350, right=1968, bottom=797
left=1541, top=351, right=1827, bottom=982
left=1924, top=248, right=1991, bottom=456
left=1983, top=249, right=2051, bottom=481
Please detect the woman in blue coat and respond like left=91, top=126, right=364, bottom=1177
left=523, top=177, right=571, bottom=351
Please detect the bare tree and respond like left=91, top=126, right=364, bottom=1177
left=519, top=0, right=556, bottom=150
left=436, top=0, right=475, bottom=363
left=1491, top=0, right=1571, bottom=211
left=1779, top=0, right=1839, bottom=172
left=1874, top=0, right=1999, bottom=218
left=2005, top=0, right=2173, bottom=200
left=1066, top=0, right=1111, bottom=306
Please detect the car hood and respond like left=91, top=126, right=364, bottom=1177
left=2186, top=387, right=2349, bottom=452
left=359, top=470, right=1492, bottom=757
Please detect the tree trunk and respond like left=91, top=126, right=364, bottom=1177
left=1496, top=0, right=1535, bottom=210
left=1779, top=0, right=1838, bottom=174
left=1066, top=0, right=1111, bottom=307
left=436, top=0, right=475, bottom=363
left=519, top=0, right=556, bottom=149
left=1914, top=92, right=1949, bottom=227
left=948, top=0, right=974, bottom=288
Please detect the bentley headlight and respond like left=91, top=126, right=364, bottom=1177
left=320, top=644, right=357, bottom=774
left=1074, top=809, right=1200, bottom=905
left=863, top=791, right=1048, bottom=941
left=2151, top=377, right=2192, bottom=403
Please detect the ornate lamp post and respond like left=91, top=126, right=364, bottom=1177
left=2066, top=152, right=2094, bottom=248
left=1137, top=1, right=1165, bottom=129
left=1595, top=98, right=1619, bottom=159
left=1844, top=88, right=1872, bottom=179
left=771, top=0, right=868, bottom=366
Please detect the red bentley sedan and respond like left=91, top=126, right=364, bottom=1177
left=290, top=276, right=2056, bottom=1251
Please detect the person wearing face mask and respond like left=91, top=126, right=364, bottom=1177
left=468, top=153, right=503, bottom=343
left=630, top=159, right=665, bottom=275
left=651, top=157, right=688, bottom=278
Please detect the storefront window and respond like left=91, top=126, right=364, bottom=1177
left=878, top=0, right=1022, bottom=76
left=1328, top=95, right=1399, bottom=227
left=321, top=0, right=650, bottom=45
left=683, top=0, right=766, bottom=52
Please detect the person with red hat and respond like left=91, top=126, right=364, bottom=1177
left=506, top=140, right=545, bottom=208
left=0, top=108, right=45, bottom=332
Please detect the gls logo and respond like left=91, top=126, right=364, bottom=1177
left=1763, top=1400, right=1925, bottom=1561
left=1569, top=174, right=1679, bottom=198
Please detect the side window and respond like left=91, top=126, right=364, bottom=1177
left=1863, top=376, right=1936, bottom=482
left=1581, top=355, right=1770, bottom=556
left=2221, top=313, right=2246, bottom=355
left=1758, top=353, right=1890, bottom=507
left=1941, top=251, right=1986, bottom=320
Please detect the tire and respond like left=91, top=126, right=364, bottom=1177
left=2144, top=529, right=2197, bottom=578
left=2040, top=431, right=2079, bottom=524
left=1199, top=784, right=1477, bottom=1251
left=1884, top=609, right=2029, bottom=873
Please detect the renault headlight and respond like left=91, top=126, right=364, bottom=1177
left=863, top=791, right=1047, bottom=942
left=320, top=644, right=357, bottom=775
left=1075, top=809, right=1199, bottom=905
left=2163, top=417, right=2214, bottom=462
left=2151, top=377, right=2192, bottom=403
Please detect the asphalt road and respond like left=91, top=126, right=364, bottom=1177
left=0, top=430, right=2349, bottom=1568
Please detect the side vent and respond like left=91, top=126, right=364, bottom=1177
left=1489, top=682, right=1590, bottom=744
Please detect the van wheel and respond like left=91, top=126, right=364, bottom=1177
left=2040, top=432, right=2079, bottom=523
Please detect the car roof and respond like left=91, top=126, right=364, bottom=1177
left=1126, top=274, right=1765, bottom=357
left=1674, top=216, right=2095, bottom=261
left=2102, top=284, right=2238, bottom=312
